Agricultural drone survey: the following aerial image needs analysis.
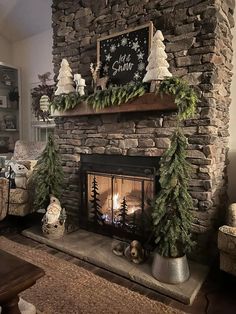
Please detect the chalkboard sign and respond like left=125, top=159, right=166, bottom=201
left=97, top=22, right=153, bottom=86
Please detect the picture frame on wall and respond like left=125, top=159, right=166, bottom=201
left=0, top=96, right=7, bottom=108
left=97, top=22, right=153, bottom=86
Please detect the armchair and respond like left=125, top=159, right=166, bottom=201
left=0, top=140, right=46, bottom=220
left=218, top=203, right=236, bottom=276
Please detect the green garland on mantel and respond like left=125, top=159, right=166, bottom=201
left=159, top=77, right=198, bottom=121
left=50, top=83, right=148, bottom=112
left=50, top=77, right=198, bottom=120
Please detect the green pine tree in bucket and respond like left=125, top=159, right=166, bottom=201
left=31, top=133, right=64, bottom=210
left=152, top=129, right=195, bottom=284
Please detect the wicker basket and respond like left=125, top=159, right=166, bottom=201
left=42, top=221, right=65, bottom=239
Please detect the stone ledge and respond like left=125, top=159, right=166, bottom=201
left=22, top=226, right=209, bottom=305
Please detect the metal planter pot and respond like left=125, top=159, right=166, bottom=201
left=152, top=252, right=190, bottom=284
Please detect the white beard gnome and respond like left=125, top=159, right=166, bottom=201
left=42, top=195, right=66, bottom=239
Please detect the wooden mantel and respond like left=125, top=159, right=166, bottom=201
left=52, top=93, right=177, bottom=117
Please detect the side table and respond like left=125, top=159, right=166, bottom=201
left=0, top=249, right=45, bottom=314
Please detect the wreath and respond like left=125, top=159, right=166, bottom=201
left=31, top=72, right=55, bottom=121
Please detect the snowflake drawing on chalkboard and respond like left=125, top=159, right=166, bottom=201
left=138, top=62, right=145, bottom=71
left=98, top=23, right=153, bottom=85
left=110, top=44, right=116, bottom=53
left=121, top=37, right=128, bottom=46
left=134, top=72, right=140, bottom=80
left=132, top=41, right=140, bottom=51
left=137, top=52, right=144, bottom=60
left=103, top=64, right=109, bottom=74
left=106, top=53, right=112, bottom=62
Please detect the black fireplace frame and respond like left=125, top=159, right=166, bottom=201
left=79, top=154, right=160, bottom=242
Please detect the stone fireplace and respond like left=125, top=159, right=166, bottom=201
left=52, top=0, right=235, bottom=263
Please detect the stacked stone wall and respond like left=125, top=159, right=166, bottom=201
left=52, top=0, right=235, bottom=262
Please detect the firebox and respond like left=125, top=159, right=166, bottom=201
left=79, top=154, right=160, bottom=242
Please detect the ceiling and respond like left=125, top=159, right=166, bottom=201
left=0, top=0, right=52, bottom=42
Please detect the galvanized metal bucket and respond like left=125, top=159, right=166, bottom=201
left=152, top=252, right=190, bottom=284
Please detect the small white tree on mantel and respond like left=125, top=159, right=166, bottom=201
left=143, top=30, right=172, bottom=92
left=55, top=58, right=75, bottom=95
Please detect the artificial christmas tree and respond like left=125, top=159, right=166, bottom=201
left=152, top=129, right=194, bottom=258
left=143, top=30, right=172, bottom=92
left=55, top=58, right=75, bottom=95
left=90, top=176, right=104, bottom=225
left=30, top=134, right=64, bottom=210
left=151, top=129, right=195, bottom=283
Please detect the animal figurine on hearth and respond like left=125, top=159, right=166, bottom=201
left=112, top=240, right=146, bottom=264
left=9, top=162, right=30, bottom=189
left=112, top=241, right=129, bottom=256
left=125, top=240, right=146, bottom=264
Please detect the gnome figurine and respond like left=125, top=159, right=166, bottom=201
left=42, top=195, right=66, bottom=239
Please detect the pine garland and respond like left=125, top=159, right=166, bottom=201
left=50, top=92, right=85, bottom=112
left=86, top=83, right=147, bottom=110
left=50, top=83, right=148, bottom=112
left=159, top=77, right=198, bottom=121
left=30, top=134, right=64, bottom=210
left=152, top=129, right=195, bottom=257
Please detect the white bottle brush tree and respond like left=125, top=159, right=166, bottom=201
left=55, top=58, right=75, bottom=95
left=143, top=30, right=172, bottom=91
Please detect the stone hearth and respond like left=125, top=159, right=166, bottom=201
left=52, top=0, right=235, bottom=263
left=22, top=226, right=208, bottom=305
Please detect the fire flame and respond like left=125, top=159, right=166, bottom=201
left=113, top=193, right=120, bottom=210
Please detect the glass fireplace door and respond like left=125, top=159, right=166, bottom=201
left=87, top=172, right=154, bottom=237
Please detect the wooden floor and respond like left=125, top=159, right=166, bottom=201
left=1, top=216, right=236, bottom=314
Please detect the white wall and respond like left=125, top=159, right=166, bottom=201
left=12, top=28, right=53, bottom=140
left=0, top=34, right=13, bottom=63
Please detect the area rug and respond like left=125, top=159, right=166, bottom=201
left=0, top=236, right=184, bottom=314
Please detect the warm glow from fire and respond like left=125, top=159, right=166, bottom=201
left=129, top=207, right=136, bottom=214
left=113, top=193, right=120, bottom=210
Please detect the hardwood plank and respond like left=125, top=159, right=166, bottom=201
left=52, top=93, right=176, bottom=117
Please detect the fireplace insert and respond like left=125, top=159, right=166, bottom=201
left=79, top=154, right=160, bottom=243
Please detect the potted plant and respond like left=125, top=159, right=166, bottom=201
left=150, top=77, right=198, bottom=284
left=151, top=129, right=195, bottom=284
left=30, top=133, right=64, bottom=211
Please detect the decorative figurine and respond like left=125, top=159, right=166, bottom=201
left=42, top=195, right=66, bottom=239
left=9, top=162, right=30, bottom=189
left=40, top=95, right=50, bottom=112
left=74, top=73, right=86, bottom=96
left=143, top=30, right=172, bottom=92
left=55, top=58, right=75, bottom=95
left=90, top=62, right=109, bottom=92
left=124, top=240, right=145, bottom=264
left=112, top=241, right=128, bottom=256
left=2, top=73, right=12, bottom=86
left=112, top=240, right=146, bottom=264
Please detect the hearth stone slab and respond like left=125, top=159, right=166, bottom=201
left=22, top=226, right=208, bottom=305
